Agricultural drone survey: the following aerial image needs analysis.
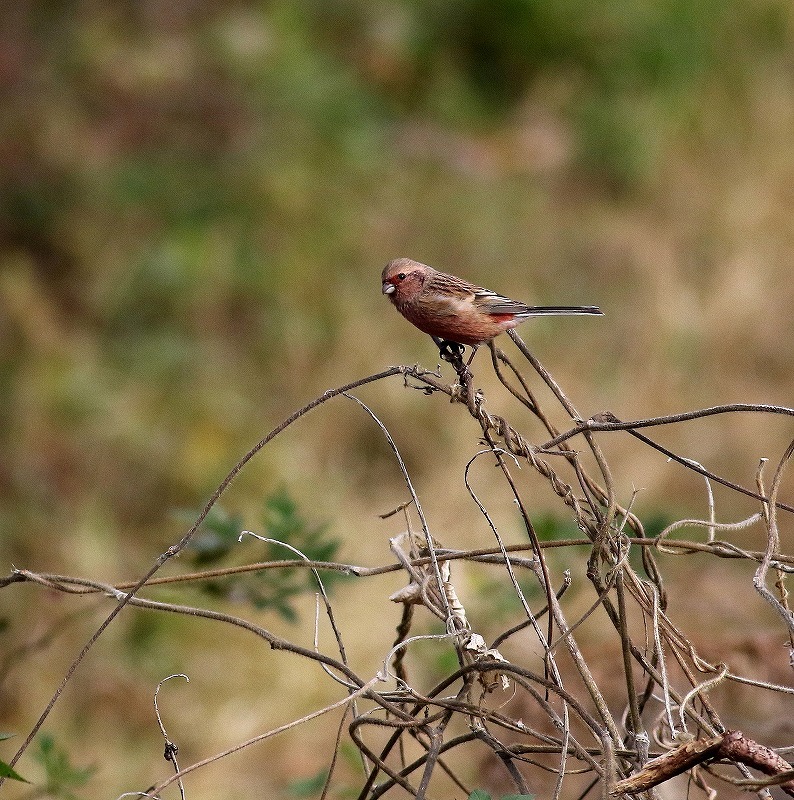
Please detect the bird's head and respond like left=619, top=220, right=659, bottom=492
left=381, top=258, right=430, bottom=304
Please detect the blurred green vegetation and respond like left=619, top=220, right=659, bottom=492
left=3, top=0, right=792, bottom=556
left=32, top=734, right=94, bottom=800
left=186, top=489, right=348, bottom=621
left=2, top=1, right=794, bottom=797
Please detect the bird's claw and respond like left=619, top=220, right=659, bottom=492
left=435, top=338, right=466, bottom=364
left=432, top=338, right=476, bottom=393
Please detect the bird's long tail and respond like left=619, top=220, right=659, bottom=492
left=526, top=305, right=603, bottom=316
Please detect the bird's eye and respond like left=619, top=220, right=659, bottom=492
left=397, top=272, right=406, bottom=281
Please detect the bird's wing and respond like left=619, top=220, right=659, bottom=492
left=422, top=272, right=480, bottom=316
left=472, top=289, right=531, bottom=316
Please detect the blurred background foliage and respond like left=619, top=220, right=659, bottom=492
left=2, top=1, right=794, bottom=796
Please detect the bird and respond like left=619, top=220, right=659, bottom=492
left=381, top=258, right=602, bottom=354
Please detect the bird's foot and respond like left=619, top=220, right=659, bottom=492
left=433, top=338, right=473, bottom=386
left=436, top=339, right=466, bottom=366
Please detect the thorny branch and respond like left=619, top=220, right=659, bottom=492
left=3, top=341, right=794, bottom=799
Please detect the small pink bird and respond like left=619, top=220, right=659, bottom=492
left=382, top=258, right=602, bottom=351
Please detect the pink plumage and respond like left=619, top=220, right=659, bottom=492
left=381, top=258, right=601, bottom=347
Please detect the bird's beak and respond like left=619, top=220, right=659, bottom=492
left=382, top=282, right=396, bottom=295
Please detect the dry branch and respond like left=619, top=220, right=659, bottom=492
left=612, top=730, right=794, bottom=797
left=3, top=343, right=794, bottom=799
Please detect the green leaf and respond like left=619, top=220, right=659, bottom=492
left=468, top=792, right=491, bottom=800
left=0, top=759, right=27, bottom=783
left=0, top=733, right=27, bottom=781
